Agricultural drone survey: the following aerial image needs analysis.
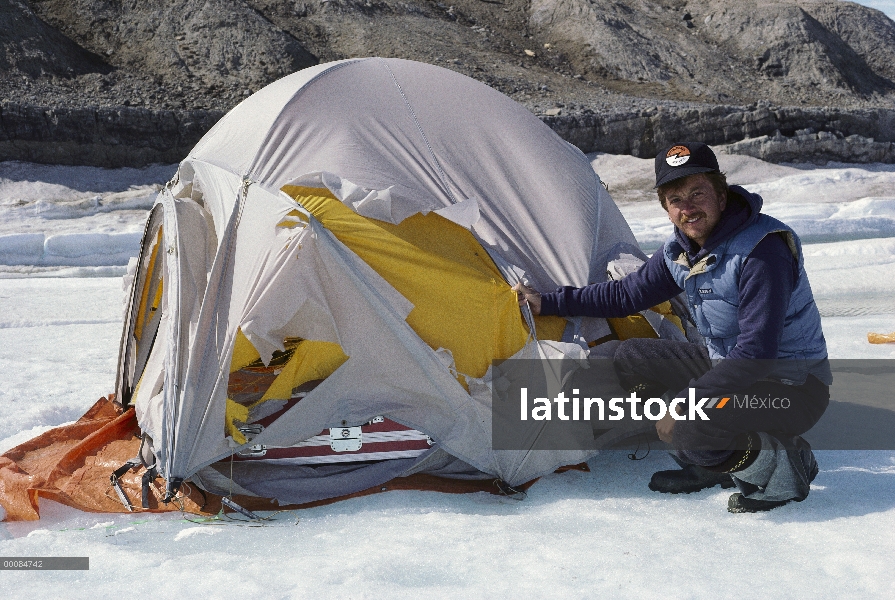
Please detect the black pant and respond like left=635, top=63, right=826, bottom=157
left=613, top=338, right=829, bottom=466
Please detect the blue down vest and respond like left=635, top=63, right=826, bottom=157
left=663, top=214, right=832, bottom=385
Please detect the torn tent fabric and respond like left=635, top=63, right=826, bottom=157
left=2, top=58, right=680, bottom=520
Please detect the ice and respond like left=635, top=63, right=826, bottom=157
left=619, top=191, right=895, bottom=253
left=824, top=315, right=895, bottom=359
left=0, top=231, right=144, bottom=267
left=0, top=157, right=893, bottom=596
left=588, top=150, right=835, bottom=204
left=0, top=450, right=893, bottom=596
left=0, top=161, right=173, bottom=203
left=174, top=527, right=220, bottom=541
left=592, top=152, right=895, bottom=253
left=0, top=233, right=43, bottom=257
left=746, top=167, right=895, bottom=205
left=0, top=161, right=175, bottom=272
left=803, top=238, right=895, bottom=317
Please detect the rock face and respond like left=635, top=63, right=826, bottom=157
left=0, top=0, right=110, bottom=78
left=0, top=102, right=222, bottom=167
left=25, top=0, right=317, bottom=98
left=530, top=0, right=895, bottom=104
left=721, top=130, right=895, bottom=164
left=1, top=0, right=894, bottom=166
left=546, top=103, right=895, bottom=157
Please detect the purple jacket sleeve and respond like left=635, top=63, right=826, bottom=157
left=539, top=250, right=682, bottom=318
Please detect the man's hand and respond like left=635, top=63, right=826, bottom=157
left=512, top=282, right=542, bottom=316
left=656, top=401, right=683, bottom=444
left=656, top=411, right=675, bottom=444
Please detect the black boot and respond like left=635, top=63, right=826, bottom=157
left=649, top=462, right=736, bottom=494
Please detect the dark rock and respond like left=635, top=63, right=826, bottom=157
left=720, top=131, right=895, bottom=164
left=0, top=0, right=893, bottom=166
left=0, top=102, right=223, bottom=167
left=545, top=104, right=895, bottom=161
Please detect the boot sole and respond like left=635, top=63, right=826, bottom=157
left=728, top=493, right=794, bottom=513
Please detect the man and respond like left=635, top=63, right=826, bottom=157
left=514, top=142, right=831, bottom=513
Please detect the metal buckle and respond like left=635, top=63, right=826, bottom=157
left=237, top=444, right=267, bottom=457
left=238, top=423, right=264, bottom=439
left=329, top=426, right=362, bottom=452
left=237, top=424, right=266, bottom=457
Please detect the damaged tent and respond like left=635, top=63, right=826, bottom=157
left=1, top=58, right=678, bottom=520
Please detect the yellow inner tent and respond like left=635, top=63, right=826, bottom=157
left=280, top=185, right=568, bottom=380
left=223, top=185, right=569, bottom=442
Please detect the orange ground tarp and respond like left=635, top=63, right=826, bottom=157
left=0, top=396, right=586, bottom=522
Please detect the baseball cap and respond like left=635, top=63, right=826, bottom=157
left=654, top=142, right=719, bottom=188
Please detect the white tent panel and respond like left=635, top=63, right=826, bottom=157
left=188, top=60, right=363, bottom=179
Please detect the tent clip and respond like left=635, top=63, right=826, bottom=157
left=221, top=496, right=261, bottom=520
left=494, top=480, right=527, bottom=501
left=237, top=444, right=267, bottom=457
left=237, top=424, right=267, bottom=457
left=238, top=423, right=264, bottom=439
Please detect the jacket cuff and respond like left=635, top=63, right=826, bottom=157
left=538, top=292, right=562, bottom=317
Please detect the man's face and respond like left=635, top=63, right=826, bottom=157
left=663, top=174, right=727, bottom=247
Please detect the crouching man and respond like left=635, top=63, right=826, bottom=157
left=515, top=142, right=831, bottom=513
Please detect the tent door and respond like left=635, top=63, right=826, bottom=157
left=115, top=204, right=166, bottom=407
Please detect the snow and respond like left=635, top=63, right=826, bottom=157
left=1, top=157, right=894, bottom=597
left=0, top=161, right=174, bottom=274
left=0, top=278, right=123, bottom=445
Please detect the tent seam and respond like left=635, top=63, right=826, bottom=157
left=380, top=59, right=459, bottom=205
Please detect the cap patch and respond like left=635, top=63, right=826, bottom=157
left=666, top=145, right=691, bottom=167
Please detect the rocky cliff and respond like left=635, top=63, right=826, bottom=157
left=1, top=0, right=894, bottom=166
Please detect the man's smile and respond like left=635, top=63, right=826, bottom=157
left=661, top=175, right=727, bottom=246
